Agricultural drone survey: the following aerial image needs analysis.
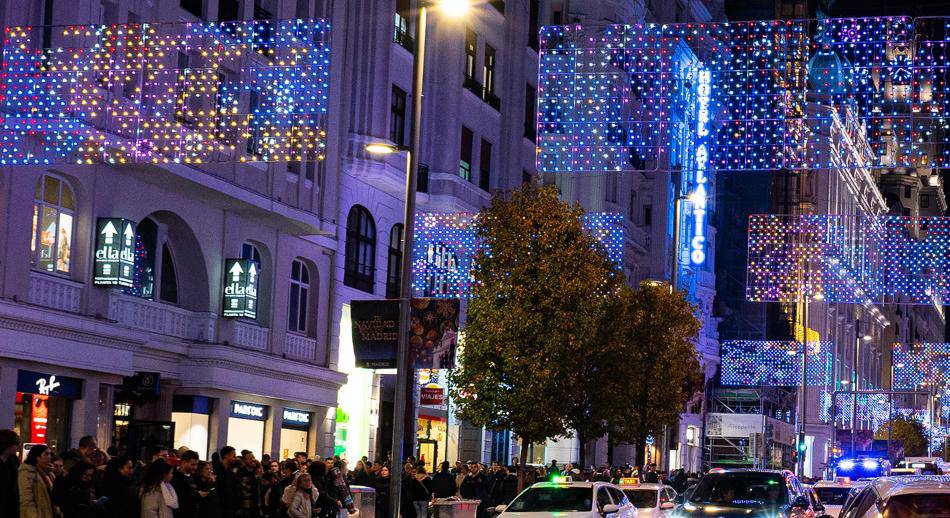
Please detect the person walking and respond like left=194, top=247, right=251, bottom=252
left=430, top=462, right=456, bottom=500
left=372, top=466, right=391, bottom=518
left=102, top=456, right=138, bottom=518
left=171, top=450, right=201, bottom=518
left=18, top=444, right=55, bottom=518
left=409, top=465, right=432, bottom=518
left=214, top=447, right=240, bottom=518
left=0, top=430, right=21, bottom=518
left=195, top=462, right=220, bottom=518
left=141, top=460, right=178, bottom=518
left=283, top=473, right=319, bottom=518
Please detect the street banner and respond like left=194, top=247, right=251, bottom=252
left=409, top=298, right=460, bottom=369
left=350, top=300, right=400, bottom=369
left=420, top=386, right=445, bottom=406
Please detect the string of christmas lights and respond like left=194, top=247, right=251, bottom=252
left=537, top=17, right=950, bottom=173
left=892, top=343, right=950, bottom=391
left=411, top=211, right=625, bottom=298
left=720, top=340, right=834, bottom=387
left=0, top=19, right=330, bottom=165
left=746, top=214, right=950, bottom=305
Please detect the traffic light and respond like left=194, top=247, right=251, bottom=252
left=798, top=442, right=807, bottom=454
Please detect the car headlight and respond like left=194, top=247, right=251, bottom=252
left=839, top=460, right=855, bottom=470
left=862, top=460, right=879, bottom=470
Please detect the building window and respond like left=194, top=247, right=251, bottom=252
left=242, top=242, right=262, bottom=265
left=459, top=126, right=474, bottom=181
left=394, top=0, right=413, bottom=51
left=904, top=185, right=912, bottom=198
left=345, top=205, right=376, bottom=293
left=483, top=45, right=496, bottom=96
left=629, top=191, right=638, bottom=222
left=479, top=139, right=492, bottom=192
left=528, top=0, right=539, bottom=51
left=181, top=0, right=202, bottom=18
left=606, top=174, right=618, bottom=203
left=523, top=170, right=533, bottom=185
left=289, top=259, right=310, bottom=333
left=524, top=84, right=536, bottom=141
left=386, top=224, right=404, bottom=299
left=465, top=29, right=477, bottom=81
left=644, top=205, right=652, bottom=226
left=160, top=244, right=179, bottom=304
left=390, top=86, right=407, bottom=147
left=921, top=194, right=930, bottom=208
left=218, top=0, right=239, bottom=20
left=32, top=174, right=75, bottom=275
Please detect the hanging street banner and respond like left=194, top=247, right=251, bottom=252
left=222, top=259, right=259, bottom=318
left=93, top=218, right=136, bottom=287
left=410, top=298, right=460, bottom=369
left=350, top=300, right=400, bottom=369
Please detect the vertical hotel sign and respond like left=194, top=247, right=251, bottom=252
left=93, top=218, right=136, bottom=286
left=689, top=68, right=711, bottom=266
left=223, top=259, right=259, bottom=318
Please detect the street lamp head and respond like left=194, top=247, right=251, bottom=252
left=863, top=334, right=873, bottom=342
left=813, top=292, right=825, bottom=301
left=435, top=0, right=470, bottom=17
left=365, top=143, right=400, bottom=155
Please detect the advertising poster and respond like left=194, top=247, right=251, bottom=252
left=409, top=298, right=460, bottom=369
left=350, top=300, right=400, bottom=369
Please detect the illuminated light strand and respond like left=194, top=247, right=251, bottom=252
left=746, top=214, right=950, bottom=306
left=538, top=17, right=950, bottom=172
left=720, top=340, right=834, bottom=387
left=0, top=19, right=330, bottom=165
left=411, top=211, right=625, bottom=298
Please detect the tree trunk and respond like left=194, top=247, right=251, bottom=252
left=577, top=430, right=587, bottom=471
left=517, top=440, right=530, bottom=493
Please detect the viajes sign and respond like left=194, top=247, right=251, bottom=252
left=93, top=218, right=136, bottom=287
left=223, top=258, right=259, bottom=318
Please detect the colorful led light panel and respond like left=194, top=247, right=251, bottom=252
left=0, top=20, right=330, bottom=165
left=746, top=214, right=950, bottom=305
left=829, top=392, right=947, bottom=432
left=411, top=211, right=624, bottom=298
left=720, top=340, right=833, bottom=387
left=892, top=343, right=950, bottom=391
left=538, top=17, right=950, bottom=172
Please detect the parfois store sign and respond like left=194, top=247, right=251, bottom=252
left=690, top=68, right=711, bottom=266
left=230, top=400, right=267, bottom=421
left=223, top=259, right=259, bottom=318
left=93, top=218, right=136, bottom=286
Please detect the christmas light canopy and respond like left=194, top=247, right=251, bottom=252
left=720, top=340, right=833, bottom=387
left=0, top=19, right=330, bottom=165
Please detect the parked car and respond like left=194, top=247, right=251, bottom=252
left=496, top=479, right=638, bottom=518
left=616, top=480, right=677, bottom=517
left=813, top=478, right=853, bottom=517
left=673, top=469, right=818, bottom=517
left=837, top=475, right=950, bottom=518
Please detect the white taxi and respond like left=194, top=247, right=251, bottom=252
left=496, top=478, right=638, bottom=518
left=813, top=478, right=852, bottom=517
left=616, top=479, right=677, bottom=518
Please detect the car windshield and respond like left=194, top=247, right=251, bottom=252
left=623, top=489, right=657, bottom=508
left=689, top=473, right=789, bottom=507
left=882, top=493, right=950, bottom=518
left=507, top=487, right=592, bottom=512
left=816, top=487, right=850, bottom=505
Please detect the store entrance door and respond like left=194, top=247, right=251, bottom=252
left=418, top=439, right=438, bottom=473
left=127, top=420, right=175, bottom=461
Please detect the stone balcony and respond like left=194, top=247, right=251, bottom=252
left=29, top=271, right=82, bottom=313
left=108, top=291, right=216, bottom=342
left=284, top=332, right=320, bottom=362
left=232, top=320, right=270, bottom=352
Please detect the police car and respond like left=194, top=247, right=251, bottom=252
left=615, top=478, right=677, bottom=517
left=496, top=477, right=638, bottom=518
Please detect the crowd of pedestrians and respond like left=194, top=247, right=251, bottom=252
left=0, top=429, right=704, bottom=518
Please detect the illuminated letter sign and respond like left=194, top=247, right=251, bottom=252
left=690, top=68, right=711, bottom=266
left=94, top=218, right=136, bottom=286
left=230, top=401, right=267, bottom=420
left=223, top=259, right=259, bottom=318
left=282, top=408, right=311, bottom=428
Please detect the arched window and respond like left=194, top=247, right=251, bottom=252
left=386, top=224, right=404, bottom=299
left=289, top=259, right=310, bottom=333
left=32, top=174, right=75, bottom=274
left=124, top=218, right=178, bottom=304
left=344, top=205, right=376, bottom=293
left=242, top=242, right=262, bottom=265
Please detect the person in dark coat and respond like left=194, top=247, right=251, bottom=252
left=195, top=461, right=221, bottom=518
left=0, top=430, right=21, bottom=518
left=215, top=447, right=241, bottom=518
left=430, top=462, right=456, bottom=499
left=458, top=463, right=486, bottom=501
left=171, top=450, right=201, bottom=518
left=273, top=460, right=297, bottom=518
left=373, top=466, right=391, bottom=518
left=307, top=459, right=340, bottom=518
left=101, top=456, right=138, bottom=518
left=60, top=462, right=97, bottom=518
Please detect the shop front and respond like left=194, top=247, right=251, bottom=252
left=14, top=370, right=83, bottom=454
left=279, top=407, right=311, bottom=460
left=227, top=400, right=268, bottom=458
left=172, top=396, right=212, bottom=459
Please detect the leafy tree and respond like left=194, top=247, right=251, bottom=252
left=448, top=185, right=619, bottom=490
left=606, top=282, right=703, bottom=466
left=875, top=415, right=929, bottom=457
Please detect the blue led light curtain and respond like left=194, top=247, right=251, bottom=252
left=411, top=212, right=624, bottom=298
left=537, top=17, right=950, bottom=173
left=747, top=214, right=950, bottom=304
left=720, top=340, right=833, bottom=387
left=0, top=20, right=330, bottom=165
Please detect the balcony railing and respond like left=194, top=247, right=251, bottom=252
left=394, top=25, right=414, bottom=53
left=285, top=332, right=318, bottom=361
left=233, top=320, right=270, bottom=351
left=108, top=292, right=217, bottom=341
left=29, top=271, right=82, bottom=313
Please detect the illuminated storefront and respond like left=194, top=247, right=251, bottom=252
left=172, top=396, right=212, bottom=459
left=335, top=304, right=376, bottom=461
left=279, top=408, right=312, bottom=460
left=14, top=370, right=82, bottom=454
left=227, top=401, right=268, bottom=458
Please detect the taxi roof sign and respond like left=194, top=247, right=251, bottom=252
left=551, top=476, right=573, bottom=484
left=619, top=478, right=639, bottom=485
